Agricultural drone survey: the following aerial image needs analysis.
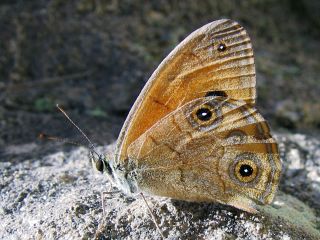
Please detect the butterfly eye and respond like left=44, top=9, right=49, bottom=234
left=95, top=159, right=104, bottom=172
left=217, top=43, right=227, bottom=52
left=196, top=107, right=212, bottom=121
left=234, top=159, right=258, bottom=183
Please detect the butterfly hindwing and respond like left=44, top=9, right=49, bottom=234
left=126, top=96, right=281, bottom=210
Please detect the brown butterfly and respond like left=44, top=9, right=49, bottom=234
left=94, top=19, right=282, bottom=213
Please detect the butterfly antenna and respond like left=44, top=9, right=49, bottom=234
left=56, top=104, right=100, bottom=158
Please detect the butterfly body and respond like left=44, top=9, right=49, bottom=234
left=103, top=19, right=281, bottom=213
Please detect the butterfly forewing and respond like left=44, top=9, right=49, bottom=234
left=117, top=19, right=256, bottom=160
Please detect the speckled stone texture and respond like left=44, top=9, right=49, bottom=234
left=1, top=133, right=320, bottom=239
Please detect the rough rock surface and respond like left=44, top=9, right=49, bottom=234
left=1, top=133, right=320, bottom=239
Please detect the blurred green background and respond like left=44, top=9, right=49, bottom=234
left=1, top=0, right=319, bottom=151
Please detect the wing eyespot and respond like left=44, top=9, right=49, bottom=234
left=191, top=104, right=216, bottom=126
left=234, top=159, right=258, bottom=183
left=187, top=99, right=223, bottom=131
left=229, top=153, right=261, bottom=187
left=217, top=43, right=227, bottom=52
left=196, top=107, right=212, bottom=121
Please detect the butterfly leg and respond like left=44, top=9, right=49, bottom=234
left=94, top=186, right=121, bottom=239
left=101, top=188, right=122, bottom=217
left=140, top=192, right=165, bottom=239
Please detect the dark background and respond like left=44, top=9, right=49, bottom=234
left=1, top=0, right=319, bottom=155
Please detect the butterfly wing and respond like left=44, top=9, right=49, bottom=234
left=125, top=96, right=281, bottom=212
left=116, top=19, right=256, bottom=161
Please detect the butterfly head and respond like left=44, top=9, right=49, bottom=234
left=91, top=151, right=113, bottom=175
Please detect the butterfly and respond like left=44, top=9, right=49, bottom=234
left=94, top=19, right=282, bottom=213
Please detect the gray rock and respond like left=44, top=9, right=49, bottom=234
left=1, top=133, right=320, bottom=239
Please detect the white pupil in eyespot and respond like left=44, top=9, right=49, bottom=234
left=196, top=108, right=212, bottom=121
left=239, top=164, right=253, bottom=177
